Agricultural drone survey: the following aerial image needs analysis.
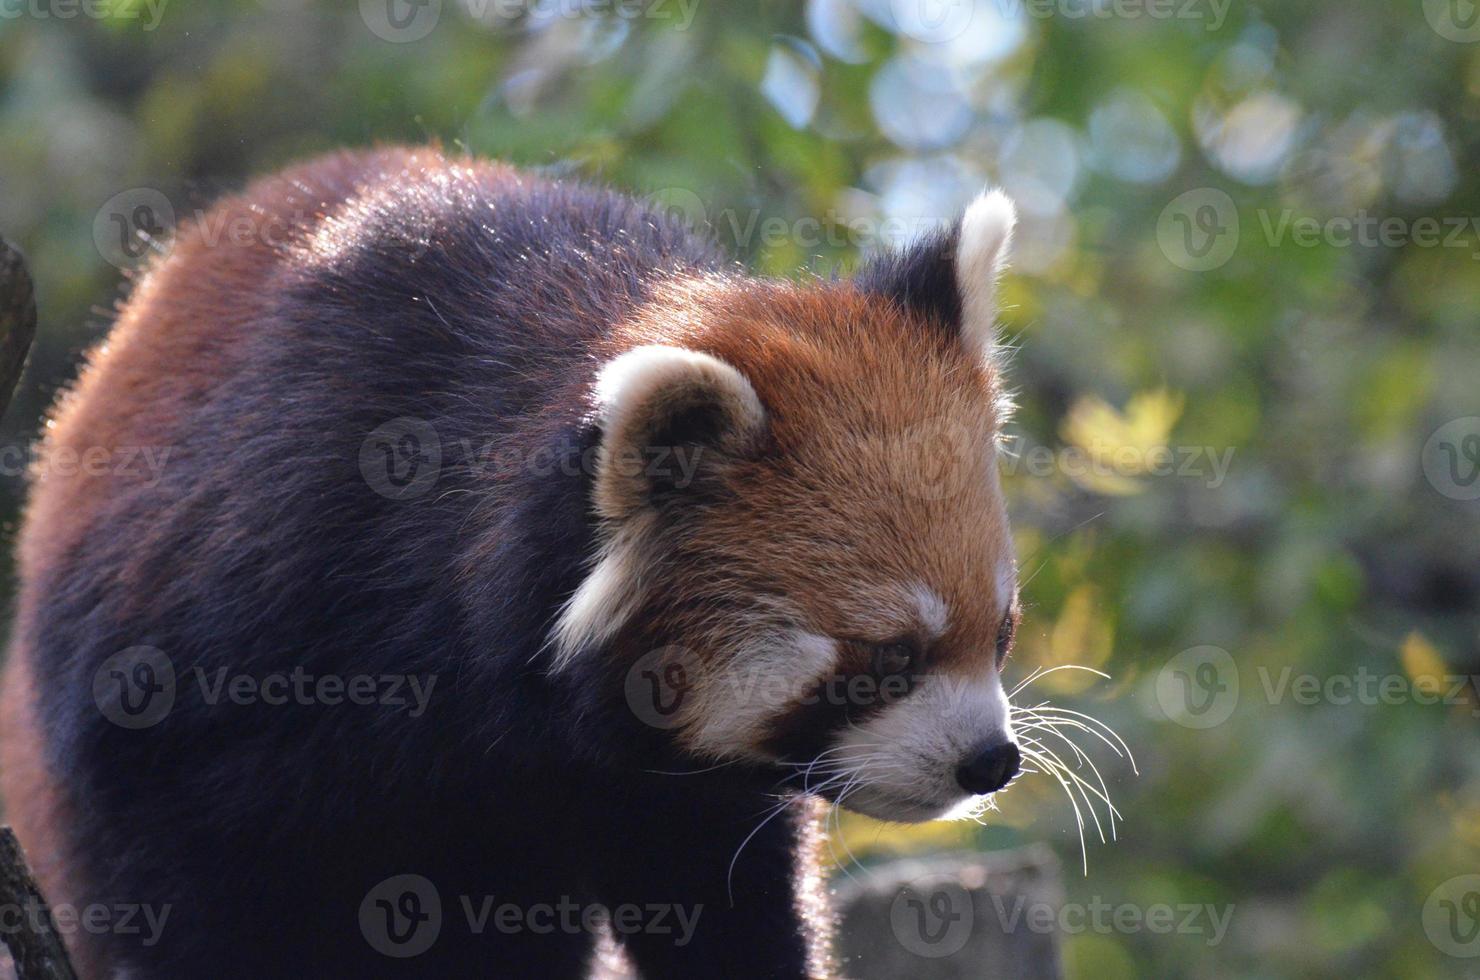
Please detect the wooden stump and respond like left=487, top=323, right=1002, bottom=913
left=832, top=846, right=1065, bottom=979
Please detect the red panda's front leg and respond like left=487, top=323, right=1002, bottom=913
left=592, top=794, right=834, bottom=979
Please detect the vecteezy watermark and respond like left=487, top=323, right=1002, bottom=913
left=988, top=894, right=1234, bottom=947
left=191, top=666, right=437, bottom=717
left=359, top=0, right=699, bottom=43
left=1425, top=0, right=1480, bottom=43
left=94, top=188, right=176, bottom=271
left=1157, top=189, right=1240, bottom=272
left=1159, top=189, right=1480, bottom=272
left=93, top=189, right=376, bottom=271
left=623, top=645, right=927, bottom=731
left=92, top=647, right=438, bottom=728
left=1255, top=666, right=1480, bottom=717
left=645, top=188, right=943, bottom=256
left=94, top=647, right=177, bottom=730
left=361, top=875, right=442, bottom=958
left=0, top=898, right=171, bottom=948
left=1154, top=646, right=1239, bottom=729
left=359, top=0, right=441, bottom=42
left=0, top=0, right=168, bottom=29
left=890, top=874, right=974, bottom=958
left=359, top=875, right=702, bottom=958
left=624, top=646, right=705, bottom=731
left=1259, top=210, right=1480, bottom=259
left=999, top=433, right=1236, bottom=490
left=459, top=895, right=701, bottom=945
left=1423, top=417, right=1480, bottom=502
left=624, top=644, right=989, bottom=733
left=994, top=0, right=1230, bottom=30
left=888, top=873, right=1234, bottom=959
left=358, top=417, right=708, bottom=501
left=360, top=418, right=444, bottom=501
left=1424, top=875, right=1480, bottom=958
left=0, top=441, right=173, bottom=486
left=92, top=183, right=441, bottom=271
left=480, top=0, right=701, bottom=28
left=888, top=0, right=1230, bottom=42
left=1154, top=646, right=1480, bottom=729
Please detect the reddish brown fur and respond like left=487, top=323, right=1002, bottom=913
left=602, top=278, right=1013, bottom=683
left=0, top=145, right=498, bottom=973
left=0, top=144, right=1014, bottom=976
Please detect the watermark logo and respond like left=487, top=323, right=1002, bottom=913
left=891, top=419, right=982, bottom=502
left=1261, top=211, right=1480, bottom=258
left=360, top=417, right=443, bottom=500
left=93, top=188, right=175, bottom=271
left=93, top=647, right=176, bottom=730
left=1157, top=188, right=1239, bottom=272
left=0, top=442, right=173, bottom=486
left=460, top=895, right=701, bottom=943
left=0, top=899, right=171, bottom=947
left=94, top=649, right=437, bottom=725
left=0, top=0, right=169, bottom=30
left=359, top=879, right=702, bottom=955
left=1425, top=0, right=1480, bottom=42
left=360, top=0, right=441, bottom=42
left=998, top=433, right=1236, bottom=491
left=989, top=894, right=1233, bottom=945
left=1424, top=875, right=1480, bottom=957
left=890, top=874, right=974, bottom=958
left=361, top=874, right=443, bottom=957
left=645, top=187, right=711, bottom=234
left=624, top=646, right=702, bottom=731
left=993, top=0, right=1232, bottom=30
left=1423, top=417, right=1480, bottom=501
left=1155, top=653, right=1480, bottom=728
left=1155, top=645, right=1238, bottom=729
left=891, top=0, right=975, bottom=43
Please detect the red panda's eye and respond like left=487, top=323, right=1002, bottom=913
left=995, top=612, right=1017, bottom=666
left=871, top=642, right=917, bottom=678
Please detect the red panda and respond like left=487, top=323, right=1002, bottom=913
left=0, top=146, right=1022, bottom=978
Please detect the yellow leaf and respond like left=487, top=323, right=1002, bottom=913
left=1058, top=388, right=1185, bottom=495
left=1400, top=631, right=1447, bottom=698
left=1036, top=584, right=1114, bottom=694
left=829, top=811, right=978, bottom=861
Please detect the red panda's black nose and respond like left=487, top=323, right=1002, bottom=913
left=956, top=741, right=1021, bottom=795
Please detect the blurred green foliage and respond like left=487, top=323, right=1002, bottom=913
left=1, top=1, right=1478, bottom=977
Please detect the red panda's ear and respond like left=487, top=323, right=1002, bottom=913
left=856, top=189, right=1016, bottom=366
left=589, top=344, right=766, bottom=522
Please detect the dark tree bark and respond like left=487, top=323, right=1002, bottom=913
left=0, top=828, right=77, bottom=980
left=0, top=234, right=37, bottom=421
left=0, top=242, right=59, bottom=978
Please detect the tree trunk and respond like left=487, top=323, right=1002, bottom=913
left=0, top=829, right=78, bottom=980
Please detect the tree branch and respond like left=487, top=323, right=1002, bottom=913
left=0, top=828, right=78, bottom=980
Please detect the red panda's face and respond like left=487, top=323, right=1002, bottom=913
left=555, top=192, right=1023, bottom=823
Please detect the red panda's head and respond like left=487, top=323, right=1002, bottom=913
left=556, top=191, right=1022, bottom=823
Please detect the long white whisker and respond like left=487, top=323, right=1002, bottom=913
left=1009, top=664, right=1110, bottom=699
left=1018, top=743, right=1089, bottom=874
left=1018, top=734, right=1110, bottom=847
left=1018, top=705, right=1138, bottom=773
left=1016, top=723, right=1123, bottom=837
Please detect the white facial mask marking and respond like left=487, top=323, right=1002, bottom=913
left=679, top=630, right=838, bottom=760
left=827, top=670, right=1013, bottom=822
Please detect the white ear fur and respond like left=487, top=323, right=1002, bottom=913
left=548, top=345, right=764, bottom=672
left=955, top=189, right=1016, bottom=363
left=590, top=344, right=764, bottom=521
